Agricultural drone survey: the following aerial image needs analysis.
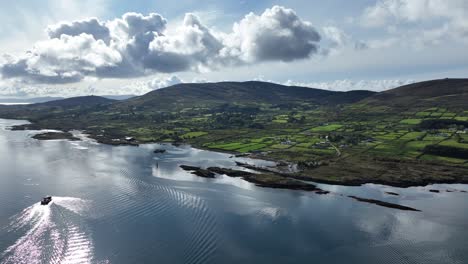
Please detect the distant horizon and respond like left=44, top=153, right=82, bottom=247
left=2, top=77, right=468, bottom=100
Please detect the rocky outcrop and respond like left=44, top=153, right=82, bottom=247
left=32, top=132, right=80, bottom=141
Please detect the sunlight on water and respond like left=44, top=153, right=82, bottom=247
left=1, top=119, right=468, bottom=263
left=2, top=204, right=52, bottom=262
left=53, top=197, right=91, bottom=217
left=1, top=197, right=93, bottom=264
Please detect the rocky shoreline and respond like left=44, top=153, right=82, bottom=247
left=180, top=165, right=328, bottom=193
left=180, top=165, right=216, bottom=178
left=179, top=164, right=430, bottom=211
left=235, top=161, right=468, bottom=188
left=8, top=121, right=468, bottom=188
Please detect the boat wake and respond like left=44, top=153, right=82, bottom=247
left=1, top=197, right=94, bottom=264
left=93, top=169, right=221, bottom=264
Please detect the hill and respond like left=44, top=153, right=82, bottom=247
left=36, top=95, right=115, bottom=107
left=0, top=95, right=115, bottom=124
left=362, top=78, right=468, bottom=109
left=116, top=81, right=375, bottom=110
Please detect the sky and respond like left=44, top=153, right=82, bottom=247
left=0, top=0, right=467, bottom=98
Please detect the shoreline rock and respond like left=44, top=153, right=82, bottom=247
left=32, top=132, right=80, bottom=141
left=348, top=195, right=421, bottom=212
left=180, top=165, right=215, bottom=178
left=180, top=165, right=328, bottom=193
left=207, top=167, right=253, bottom=177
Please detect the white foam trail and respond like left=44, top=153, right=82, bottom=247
left=1, top=197, right=94, bottom=264
left=53, top=197, right=91, bottom=217
left=1, top=204, right=52, bottom=264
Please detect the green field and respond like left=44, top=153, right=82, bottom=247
left=310, top=124, right=343, bottom=132
left=181, top=131, right=208, bottom=139
left=400, top=119, right=422, bottom=125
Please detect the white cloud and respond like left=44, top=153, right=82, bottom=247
left=47, top=18, right=111, bottom=43
left=0, top=6, right=322, bottom=85
left=250, top=74, right=415, bottom=92
left=356, top=0, right=468, bottom=57
left=102, top=75, right=183, bottom=96
left=362, top=0, right=468, bottom=26
left=285, top=79, right=415, bottom=92
left=111, top=12, right=167, bottom=39
left=323, top=26, right=350, bottom=47
left=222, top=6, right=320, bottom=63
left=1, top=34, right=122, bottom=84
left=321, top=26, right=368, bottom=54
left=147, top=75, right=183, bottom=90
left=0, top=0, right=109, bottom=54
left=0, top=74, right=184, bottom=98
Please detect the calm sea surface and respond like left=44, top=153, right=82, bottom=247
left=0, top=119, right=467, bottom=264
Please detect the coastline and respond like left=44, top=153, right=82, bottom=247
left=6, top=118, right=468, bottom=189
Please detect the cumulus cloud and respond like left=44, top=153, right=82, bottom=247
left=47, top=18, right=111, bottom=43
left=144, top=13, right=223, bottom=73
left=111, top=12, right=167, bottom=39
left=0, top=6, right=321, bottom=84
left=222, top=6, right=320, bottom=62
left=1, top=34, right=122, bottom=84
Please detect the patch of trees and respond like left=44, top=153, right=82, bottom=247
left=423, top=145, right=468, bottom=159
left=249, top=123, right=265, bottom=129
left=210, top=112, right=254, bottom=129
left=419, top=119, right=468, bottom=129
left=328, top=132, right=367, bottom=145
left=213, top=104, right=260, bottom=115
left=288, top=115, right=305, bottom=124
left=273, top=103, right=297, bottom=110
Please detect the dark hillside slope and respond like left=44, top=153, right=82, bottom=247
left=117, top=81, right=375, bottom=109
left=36, top=95, right=115, bottom=107
left=362, top=79, right=468, bottom=109
left=0, top=96, right=115, bottom=121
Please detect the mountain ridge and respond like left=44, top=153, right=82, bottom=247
left=3, top=79, right=468, bottom=112
left=115, top=81, right=376, bottom=110
left=362, top=78, right=468, bottom=109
